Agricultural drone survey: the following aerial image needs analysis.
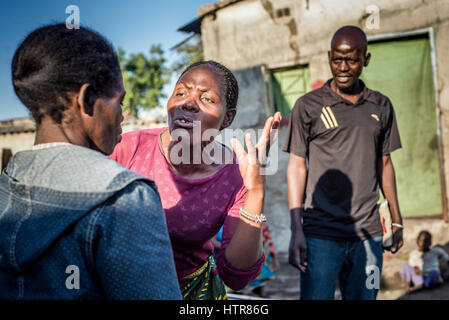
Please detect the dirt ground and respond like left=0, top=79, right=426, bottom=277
left=236, top=251, right=449, bottom=300
left=236, top=220, right=449, bottom=300
left=377, top=217, right=449, bottom=300
left=378, top=242, right=449, bottom=300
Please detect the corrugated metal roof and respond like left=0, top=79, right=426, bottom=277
left=178, top=17, right=204, bottom=34
left=176, top=0, right=242, bottom=34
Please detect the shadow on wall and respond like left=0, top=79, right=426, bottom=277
left=230, top=66, right=270, bottom=130
left=1, top=148, right=12, bottom=171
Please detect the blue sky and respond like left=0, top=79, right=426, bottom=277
left=0, top=0, right=212, bottom=121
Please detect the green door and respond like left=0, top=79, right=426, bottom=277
left=361, top=37, right=443, bottom=217
left=272, top=67, right=310, bottom=117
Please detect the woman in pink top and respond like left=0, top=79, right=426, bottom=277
left=111, top=61, right=281, bottom=299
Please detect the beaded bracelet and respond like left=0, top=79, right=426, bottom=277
left=239, top=208, right=267, bottom=224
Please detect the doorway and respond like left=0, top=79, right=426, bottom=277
left=271, top=66, right=310, bottom=118
left=361, top=31, right=445, bottom=217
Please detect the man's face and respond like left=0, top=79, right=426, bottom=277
left=88, top=81, right=125, bottom=155
left=328, top=43, right=369, bottom=91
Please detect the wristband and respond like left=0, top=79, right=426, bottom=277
left=239, top=208, right=267, bottom=224
left=392, top=223, right=404, bottom=229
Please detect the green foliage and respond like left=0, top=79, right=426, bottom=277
left=118, top=45, right=169, bottom=116
left=117, top=35, right=204, bottom=117
left=171, top=34, right=204, bottom=75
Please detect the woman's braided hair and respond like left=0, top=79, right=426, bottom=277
left=179, top=60, right=239, bottom=110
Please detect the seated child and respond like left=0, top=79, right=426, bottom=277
left=401, top=230, right=449, bottom=293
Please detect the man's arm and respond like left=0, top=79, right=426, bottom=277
left=287, top=154, right=308, bottom=272
left=378, top=154, right=404, bottom=253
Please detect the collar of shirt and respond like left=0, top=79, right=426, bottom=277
left=31, top=142, right=72, bottom=151
left=321, top=79, right=378, bottom=107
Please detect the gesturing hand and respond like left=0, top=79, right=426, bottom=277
left=231, top=112, right=281, bottom=192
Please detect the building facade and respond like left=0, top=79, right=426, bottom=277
left=0, top=116, right=166, bottom=170
left=182, top=0, right=449, bottom=252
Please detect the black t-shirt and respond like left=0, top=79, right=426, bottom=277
left=283, top=79, right=401, bottom=241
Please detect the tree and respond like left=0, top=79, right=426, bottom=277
left=118, top=45, right=169, bottom=116
left=171, top=34, right=204, bottom=75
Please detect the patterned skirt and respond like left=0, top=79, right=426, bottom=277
left=180, top=255, right=227, bottom=300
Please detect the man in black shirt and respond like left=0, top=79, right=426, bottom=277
left=283, top=26, right=404, bottom=300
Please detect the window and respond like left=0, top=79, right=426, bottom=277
left=271, top=66, right=310, bottom=118
left=276, top=7, right=290, bottom=18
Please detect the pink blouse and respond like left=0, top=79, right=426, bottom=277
left=109, top=127, right=263, bottom=290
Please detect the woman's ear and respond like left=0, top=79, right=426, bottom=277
left=77, top=83, right=96, bottom=116
left=220, top=108, right=236, bottom=130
